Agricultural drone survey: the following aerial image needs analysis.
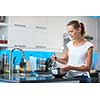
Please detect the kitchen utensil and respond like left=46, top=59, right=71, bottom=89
left=45, top=58, right=52, bottom=71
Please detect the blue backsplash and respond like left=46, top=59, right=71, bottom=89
left=0, top=49, right=99, bottom=70
left=0, top=49, right=54, bottom=65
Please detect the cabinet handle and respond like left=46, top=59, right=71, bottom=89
left=35, top=45, right=47, bottom=48
left=14, top=45, right=26, bottom=48
left=35, top=26, right=46, bottom=29
left=14, top=24, right=26, bottom=27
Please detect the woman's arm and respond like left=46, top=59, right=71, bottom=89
left=52, top=48, right=69, bottom=64
left=62, top=47, right=93, bottom=72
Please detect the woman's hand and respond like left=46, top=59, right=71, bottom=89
left=52, top=55, right=57, bottom=62
left=61, top=65, right=71, bottom=72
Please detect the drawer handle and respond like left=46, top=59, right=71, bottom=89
left=14, top=24, right=26, bottom=27
left=35, top=45, right=46, bottom=48
left=35, top=26, right=46, bottom=29
left=14, top=45, right=26, bottom=48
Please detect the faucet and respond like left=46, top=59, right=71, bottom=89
left=9, top=48, right=27, bottom=80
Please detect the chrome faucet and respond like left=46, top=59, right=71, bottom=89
left=9, top=48, right=27, bottom=80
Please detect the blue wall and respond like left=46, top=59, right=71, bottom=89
left=0, top=49, right=54, bottom=65
left=0, top=49, right=99, bottom=70
left=92, top=51, right=99, bottom=69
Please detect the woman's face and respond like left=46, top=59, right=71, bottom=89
left=67, top=25, right=81, bottom=39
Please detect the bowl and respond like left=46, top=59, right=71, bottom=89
left=51, top=67, right=66, bottom=78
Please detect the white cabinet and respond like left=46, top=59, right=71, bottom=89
left=7, top=25, right=33, bottom=48
left=47, top=17, right=64, bottom=50
left=8, top=16, right=33, bottom=26
left=32, top=16, right=47, bottom=27
left=7, top=16, right=48, bottom=48
left=32, top=27, right=48, bottom=48
left=8, top=16, right=48, bottom=27
left=7, top=24, right=48, bottom=48
left=1, top=16, right=98, bottom=52
left=30, top=16, right=48, bottom=48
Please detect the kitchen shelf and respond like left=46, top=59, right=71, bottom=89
left=0, top=44, right=8, bottom=47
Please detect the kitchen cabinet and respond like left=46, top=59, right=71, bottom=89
left=47, top=17, right=66, bottom=50
left=7, top=24, right=48, bottom=48
left=4, top=16, right=48, bottom=49
left=1, top=16, right=63, bottom=51
left=0, top=16, right=99, bottom=52
left=8, top=16, right=33, bottom=26
left=7, top=24, right=33, bottom=48
left=8, top=16, right=47, bottom=28
left=29, top=16, right=48, bottom=48
left=7, top=16, right=47, bottom=26
left=32, top=16, right=47, bottom=27
left=8, top=16, right=63, bottom=50
left=31, top=27, right=48, bottom=48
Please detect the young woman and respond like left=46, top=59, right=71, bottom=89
left=52, top=20, right=94, bottom=83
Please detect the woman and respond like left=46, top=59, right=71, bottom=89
left=52, top=20, right=94, bottom=83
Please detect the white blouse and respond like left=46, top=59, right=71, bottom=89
left=66, top=40, right=94, bottom=78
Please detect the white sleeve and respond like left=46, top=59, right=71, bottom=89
left=66, top=41, right=72, bottom=49
left=86, top=42, right=94, bottom=51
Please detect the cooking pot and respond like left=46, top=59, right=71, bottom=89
left=46, top=58, right=67, bottom=78
left=50, top=66, right=67, bottom=78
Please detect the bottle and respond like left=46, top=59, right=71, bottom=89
left=3, top=54, right=9, bottom=74
left=39, top=58, right=42, bottom=71
left=29, top=55, right=37, bottom=72
left=43, top=58, right=46, bottom=71
left=3, top=54, right=7, bottom=66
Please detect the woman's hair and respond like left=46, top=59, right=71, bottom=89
left=67, top=20, right=85, bottom=36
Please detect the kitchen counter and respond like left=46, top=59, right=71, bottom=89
left=0, top=72, right=80, bottom=83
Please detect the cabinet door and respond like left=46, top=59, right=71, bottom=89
left=31, top=16, right=48, bottom=48
left=7, top=16, right=48, bottom=48
left=8, top=25, right=34, bottom=48
left=47, top=17, right=64, bottom=50
left=8, top=16, right=33, bottom=26
left=7, top=25, right=48, bottom=48
left=32, top=27, right=48, bottom=48
left=32, top=16, right=47, bottom=27
left=8, top=16, right=47, bottom=27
